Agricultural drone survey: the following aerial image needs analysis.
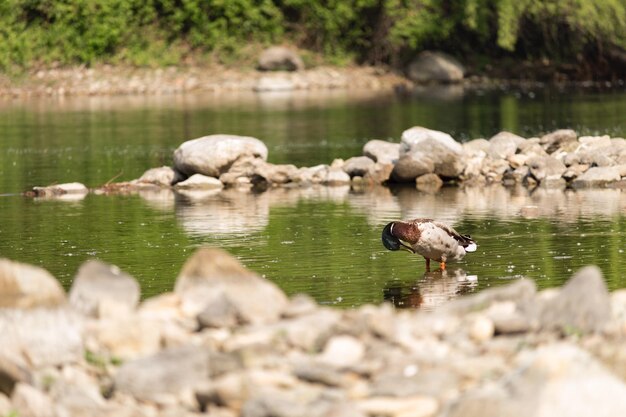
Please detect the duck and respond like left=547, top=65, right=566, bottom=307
left=382, top=218, right=477, bottom=271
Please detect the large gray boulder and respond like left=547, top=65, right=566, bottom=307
left=174, top=247, right=288, bottom=324
left=173, top=135, right=268, bottom=178
left=0, top=259, right=66, bottom=308
left=400, top=127, right=465, bottom=178
left=69, top=260, right=140, bottom=318
left=406, top=51, right=465, bottom=83
left=257, top=46, right=305, bottom=71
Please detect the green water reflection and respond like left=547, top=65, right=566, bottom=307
left=1, top=87, right=625, bottom=194
left=0, top=185, right=624, bottom=309
left=0, top=87, right=625, bottom=308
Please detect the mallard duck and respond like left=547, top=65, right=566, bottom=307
left=382, top=218, right=477, bottom=270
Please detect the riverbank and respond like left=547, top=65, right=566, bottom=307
left=0, top=65, right=411, bottom=98
left=2, top=248, right=626, bottom=417
left=2, top=62, right=624, bottom=99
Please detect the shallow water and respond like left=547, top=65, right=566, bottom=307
left=1, top=87, right=625, bottom=308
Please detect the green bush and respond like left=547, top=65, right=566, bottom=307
left=0, top=0, right=624, bottom=71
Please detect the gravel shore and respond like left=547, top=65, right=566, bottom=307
left=0, top=65, right=411, bottom=98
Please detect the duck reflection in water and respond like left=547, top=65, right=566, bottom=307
left=383, top=267, right=477, bottom=309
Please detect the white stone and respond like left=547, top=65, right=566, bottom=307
left=174, top=174, right=224, bottom=190
left=401, top=127, right=463, bottom=154
left=469, top=315, right=495, bottom=343
left=320, top=335, right=365, bottom=368
left=356, top=395, right=439, bottom=417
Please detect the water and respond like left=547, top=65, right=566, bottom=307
left=1, top=86, right=625, bottom=309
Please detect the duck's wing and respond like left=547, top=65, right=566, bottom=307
left=432, top=221, right=477, bottom=250
left=406, top=218, right=434, bottom=228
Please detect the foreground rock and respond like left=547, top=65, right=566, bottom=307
left=2, top=250, right=626, bottom=416
left=0, top=259, right=66, bottom=308
left=174, top=247, right=288, bottom=324
left=447, top=343, right=626, bottom=417
left=69, top=260, right=140, bottom=318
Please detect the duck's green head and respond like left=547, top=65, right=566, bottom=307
left=382, top=222, right=415, bottom=253
left=382, top=222, right=401, bottom=251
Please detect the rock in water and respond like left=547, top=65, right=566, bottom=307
left=487, top=131, right=526, bottom=159
left=342, top=156, right=375, bottom=177
left=571, top=166, right=622, bottom=188
left=540, top=129, right=578, bottom=154
left=173, top=135, right=268, bottom=178
left=136, top=166, right=181, bottom=186
left=363, top=140, right=400, bottom=165
left=392, top=152, right=435, bottom=182
left=173, top=173, right=224, bottom=190
left=400, top=127, right=465, bottom=178
left=31, top=182, right=89, bottom=198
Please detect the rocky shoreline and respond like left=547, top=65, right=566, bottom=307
left=3, top=248, right=626, bottom=417
left=0, top=65, right=411, bottom=98
left=2, top=49, right=624, bottom=99
left=27, top=126, right=626, bottom=200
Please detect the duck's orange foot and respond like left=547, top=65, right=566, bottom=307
left=440, top=261, right=446, bottom=271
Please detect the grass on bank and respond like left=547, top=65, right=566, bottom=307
left=0, top=0, right=625, bottom=79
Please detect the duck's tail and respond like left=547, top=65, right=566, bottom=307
left=462, top=235, right=477, bottom=252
